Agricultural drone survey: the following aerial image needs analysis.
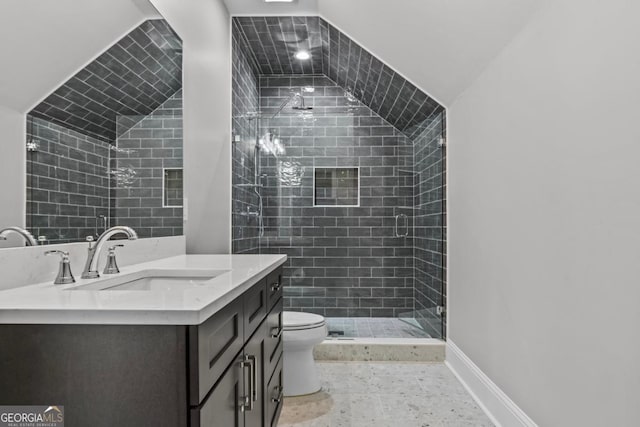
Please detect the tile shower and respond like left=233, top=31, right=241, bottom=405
left=232, top=17, right=447, bottom=339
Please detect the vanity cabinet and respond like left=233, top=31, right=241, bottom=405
left=0, top=266, right=284, bottom=427
left=189, top=268, right=283, bottom=427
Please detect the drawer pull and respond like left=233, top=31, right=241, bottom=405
left=248, top=355, right=257, bottom=403
left=271, top=327, right=283, bottom=340
left=239, top=355, right=256, bottom=412
left=270, top=282, right=281, bottom=292
left=271, top=385, right=284, bottom=404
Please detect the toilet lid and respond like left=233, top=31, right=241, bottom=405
left=283, top=311, right=325, bottom=330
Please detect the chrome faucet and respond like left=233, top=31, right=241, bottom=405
left=0, top=226, right=37, bottom=246
left=81, top=226, right=138, bottom=279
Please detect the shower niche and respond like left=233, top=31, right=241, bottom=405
left=231, top=17, right=447, bottom=339
left=313, top=167, right=359, bottom=207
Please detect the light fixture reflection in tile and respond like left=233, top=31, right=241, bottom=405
left=258, top=132, right=286, bottom=156
left=278, top=160, right=304, bottom=187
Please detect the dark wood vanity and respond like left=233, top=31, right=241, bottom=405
left=0, top=266, right=284, bottom=427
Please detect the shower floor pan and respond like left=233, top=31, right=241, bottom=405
left=325, top=317, right=431, bottom=339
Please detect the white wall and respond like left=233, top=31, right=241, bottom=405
left=448, top=0, right=640, bottom=425
left=318, top=0, right=540, bottom=106
left=150, top=0, right=232, bottom=254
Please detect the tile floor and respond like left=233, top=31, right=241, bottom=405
left=325, top=317, right=431, bottom=339
left=278, top=362, right=493, bottom=427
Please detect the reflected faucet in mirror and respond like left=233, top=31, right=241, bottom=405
left=0, top=227, right=37, bottom=246
left=81, top=226, right=138, bottom=279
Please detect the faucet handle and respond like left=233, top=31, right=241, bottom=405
left=45, top=250, right=70, bottom=259
left=45, top=251, right=75, bottom=285
left=104, top=244, right=125, bottom=275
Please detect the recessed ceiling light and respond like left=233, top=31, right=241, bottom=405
left=264, top=0, right=295, bottom=2
left=295, top=50, right=311, bottom=60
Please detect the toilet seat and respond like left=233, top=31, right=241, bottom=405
left=283, top=311, right=325, bottom=331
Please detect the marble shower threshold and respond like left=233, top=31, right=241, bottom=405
left=314, top=338, right=445, bottom=362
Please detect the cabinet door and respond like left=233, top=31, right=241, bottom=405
left=190, top=355, right=245, bottom=427
left=265, top=297, right=283, bottom=378
left=265, top=355, right=284, bottom=427
left=189, top=296, right=244, bottom=406
left=244, top=278, right=267, bottom=339
left=243, top=320, right=267, bottom=427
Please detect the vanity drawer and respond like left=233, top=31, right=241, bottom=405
left=265, top=355, right=284, bottom=427
left=265, top=298, right=283, bottom=377
left=189, top=295, right=244, bottom=406
left=190, top=354, right=244, bottom=427
left=266, top=268, right=283, bottom=311
left=244, top=277, right=267, bottom=339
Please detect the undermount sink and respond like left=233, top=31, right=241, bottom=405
left=67, top=269, right=229, bottom=291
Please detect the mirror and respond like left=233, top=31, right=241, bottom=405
left=20, top=3, right=183, bottom=245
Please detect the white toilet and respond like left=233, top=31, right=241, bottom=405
left=282, top=311, right=327, bottom=397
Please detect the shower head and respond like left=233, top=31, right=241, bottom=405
left=268, top=91, right=314, bottom=119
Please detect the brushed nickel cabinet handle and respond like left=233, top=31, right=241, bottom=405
left=271, top=385, right=284, bottom=403
left=271, top=327, right=283, bottom=339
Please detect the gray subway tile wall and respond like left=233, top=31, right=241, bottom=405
left=234, top=17, right=443, bottom=138
left=114, top=90, right=183, bottom=238
left=259, top=75, right=416, bottom=317
left=26, top=116, right=111, bottom=243
left=235, top=16, right=324, bottom=75
left=232, top=20, right=262, bottom=254
left=30, top=20, right=182, bottom=142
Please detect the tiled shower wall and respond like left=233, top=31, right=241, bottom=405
left=114, top=90, right=183, bottom=238
left=232, top=21, right=261, bottom=254
left=231, top=17, right=447, bottom=334
left=412, top=113, right=446, bottom=338
left=259, top=75, right=415, bottom=317
left=26, top=116, right=111, bottom=243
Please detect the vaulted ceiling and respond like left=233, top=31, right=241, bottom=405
left=235, top=16, right=443, bottom=138
left=225, top=0, right=541, bottom=106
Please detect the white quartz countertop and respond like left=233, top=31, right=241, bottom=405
left=0, top=254, right=286, bottom=325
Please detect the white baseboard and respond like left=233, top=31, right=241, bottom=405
left=445, top=340, right=537, bottom=427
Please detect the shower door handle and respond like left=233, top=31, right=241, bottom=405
left=395, top=214, right=408, bottom=237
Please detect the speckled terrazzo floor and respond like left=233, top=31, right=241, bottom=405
left=278, top=362, right=493, bottom=427
left=325, top=317, right=431, bottom=338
